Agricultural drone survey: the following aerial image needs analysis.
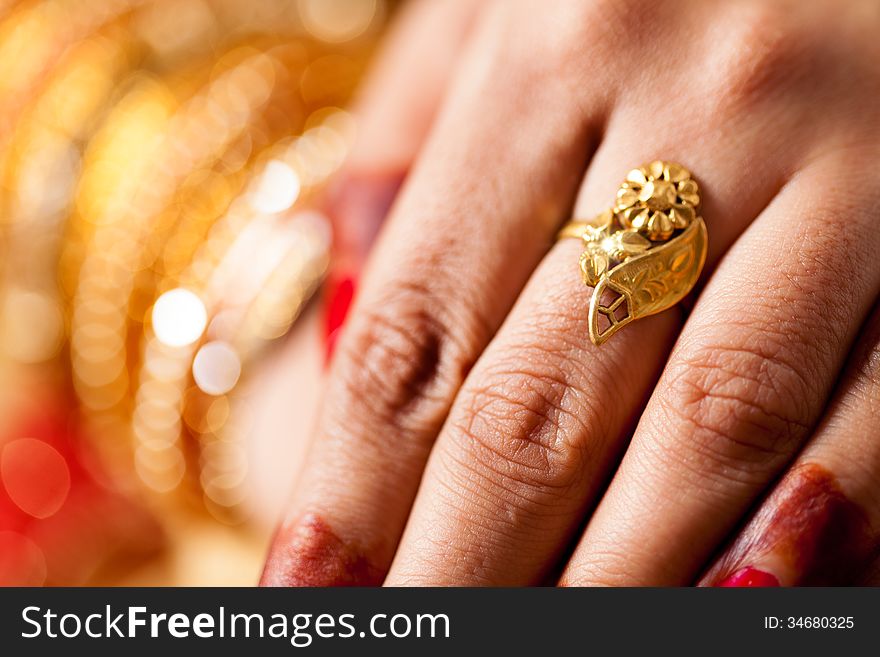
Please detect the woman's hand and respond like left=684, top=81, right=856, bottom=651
left=262, top=0, right=880, bottom=586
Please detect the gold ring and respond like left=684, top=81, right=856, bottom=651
left=558, top=160, right=708, bottom=346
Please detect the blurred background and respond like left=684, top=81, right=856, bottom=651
left=0, top=0, right=391, bottom=585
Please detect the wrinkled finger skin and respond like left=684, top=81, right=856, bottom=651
left=262, top=0, right=483, bottom=585
left=265, top=0, right=600, bottom=585
left=264, top=0, right=880, bottom=587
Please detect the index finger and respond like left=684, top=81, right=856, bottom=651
left=261, top=0, right=603, bottom=586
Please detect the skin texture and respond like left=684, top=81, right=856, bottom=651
left=262, top=0, right=880, bottom=586
left=261, top=0, right=483, bottom=581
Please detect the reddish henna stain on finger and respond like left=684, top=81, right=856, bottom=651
left=260, top=514, right=383, bottom=587
left=715, top=464, right=875, bottom=586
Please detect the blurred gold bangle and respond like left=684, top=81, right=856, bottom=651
left=0, top=0, right=386, bottom=521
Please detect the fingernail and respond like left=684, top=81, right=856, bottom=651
left=324, top=171, right=404, bottom=263
left=323, top=274, right=356, bottom=363
left=716, top=566, right=780, bottom=587
left=260, top=513, right=381, bottom=587
left=321, top=170, right=405, bottom=365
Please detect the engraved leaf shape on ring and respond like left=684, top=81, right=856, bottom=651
left=579, top=225, right=651, bottom=287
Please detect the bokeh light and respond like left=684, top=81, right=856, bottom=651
left=299, top=0, right=380, bottom=43
left=0, top=0, right=390, bottom=586
left=1, top=438, right=70, bottom=519
left=248, top=159, right=301, bottom=214
left=0, top=289, right=64, bottom=363
left=152, top=288, right=208, bottom=347
left=0, top=531, right=47, bottom=586
left=193, top=341, right=242, bottom=395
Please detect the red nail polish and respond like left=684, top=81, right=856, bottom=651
left=320, top=170, right=405, bottom=364
left=324, top=275, right=356, bottom=338
left=323, top=274, right=356, bottom=363
left=716, top=567, right=780, bottom=587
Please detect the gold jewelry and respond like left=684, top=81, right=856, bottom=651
left=558, top=161, right=708, bottom=346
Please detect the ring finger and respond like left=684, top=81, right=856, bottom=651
left=701, top=300, right=880, bottom=587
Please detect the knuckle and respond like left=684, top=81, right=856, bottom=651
left=550, top=0, right=665, bottom=79
left=328, top=282, right=469, bottom=441
left=711, top=4, right=812, bottom=111
left=444, top=355, right=594, bottom=498
left=660, top=333, right=816, bottom=471
left=576, top=0, right=661, bottom=37
left=480, top=0, right=652, bottom=91
left=477, top=7, right=573, bottom=90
